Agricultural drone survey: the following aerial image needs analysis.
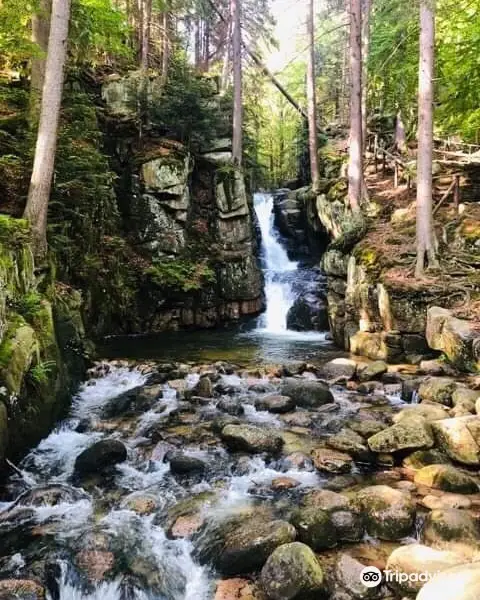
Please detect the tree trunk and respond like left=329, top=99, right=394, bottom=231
left=348, top=0, right=363, bottom=211
left=194, top=18, right=201, bottom=69
left=140, top=0, right=152, bottom=69
left=307, top=0, right=320, bottom=191
left=220, top=16, right=232, bottom=92
left=160, top=11, right=170, bottom=86
left=23, top=0, right=71, bottom=257
left=30, top=0, right=51, bottom=117
left=395, top=110, right=407, bottom=153
left=415, top=0, right=438, bottom=277
left=361, top=0, right=371, bottom=151
left=231, top=0, right=243, bottom=166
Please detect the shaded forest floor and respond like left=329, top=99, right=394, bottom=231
left=360, top=164, right=480, bottom=326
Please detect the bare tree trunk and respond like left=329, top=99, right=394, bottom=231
left=221, top=16, right=232, bottom=92
left=348, top=0, right=363, bottom=211
left=140, top=0, right=152, bottom=69
left=30, top=0, right=51, bottom=116
left=204, top=21, right=210, bottom=71
left=307, top=0, right=320, bottom=191
left=194, top=18, right=201, bottom=69
left=231, top=0, right=243, bottom=166
left=415, top=0, right=438, bottom=277
left=160, top=10, right=170, bottom=86
left=24, top=0, right=71, bottom=257
left=361, top=0, right=371, bottom=151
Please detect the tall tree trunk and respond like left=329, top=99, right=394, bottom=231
left=194, top=18, right=201, bottom=69
left=140, top=0, right=152, bottom=69
left=30, top=0, right=51, bottom=117
left=415, top=0, right=438, bottom=277
left=231, top=0, right=243, bottom=166
left=221, top=17, right=232, bottom=92
left=348, top=0, right=363, bottom=211
left=307, top=0, right=320, bottom=191
left=160, top=10, right=170, bottom=86
left=361, top=0, right=371, bottom=151
left=24, top=0, right=71, bottom=257
left=204, top=21, right=210, bottom=71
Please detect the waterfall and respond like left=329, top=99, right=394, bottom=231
left=254, top=193, right=297, bottom=333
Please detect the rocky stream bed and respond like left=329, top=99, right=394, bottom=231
left=0, top=358, right=479, bottom=600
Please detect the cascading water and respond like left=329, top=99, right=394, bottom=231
left=254, top=193, right=297, bottom=333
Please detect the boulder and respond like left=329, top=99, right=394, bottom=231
left=421, top=494, right=472, bottom=510
left=73, top=439, right=127, bottom=478
left=416, top=563, right=480, bottom=600
left=169, top=453, right=207, bottom=475
left=358, top=361, right=388, bottom=382
left=349, top=419, right=385, bottom=438
left=192, top=376, right=213, bottom=398
left=368, top=419, right=434, bottom=453
left=452, top=388, right=479, bottom=409
left=255, top=395, right=295, bottom=414
left=286, top=297, right=329, bottom=332
left=319, top=358, right=357, bottom=381
left=221, top=425, right=284, bottom=454
left=394, top=403, right=450, bottom=423
left=217, top=398, right=244, bottom=416
left=403, top=449, right=451, bottom=470
left=327, top=428, right=372, bottom=460
left=352, top=485, right=415, bottom=540
left=121, top=493, right=158, bottom=515
left=414, top=465, right=478, bottom=494
left=281, top=378, right=334, bottom=408
left=431, top=417, right=480, bottom=465
left=260, top=542, right=325, bottom=600
left=195, top=514, right=296, bottom=576
left=423, top=509, right=480, bottom=547
left=330, top=510, right=365, bottom=542
left=301, top=489, right=350, bottom=512
left=418, top=377, right=457, bottom=407
left=311, top=448, right=354, bottom=474
left=76, top=550, right=115, bottom=582
left=336, top=554, right=381, bottom=599
left=290, top=507, right=337, bottom=551
left=0, top=580, right=45, bottom=600
left=385, top=544, right=464, bottom=595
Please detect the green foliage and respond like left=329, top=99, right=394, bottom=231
left=147, top=259, right=216, bottom=292
left=28, top=360, right=56, bottom=385
left=14, top=292, right=44, bottom=320
left=0, top=215, right=30, bottom=246
left=0, top=0, right=40, bottom=72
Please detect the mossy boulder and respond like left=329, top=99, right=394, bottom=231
left=414, top=465, right=478, bottom=494
left=367, top=418, right=434, bottom=453
left=431, top=416, right=480, bottom=465
left=220, top=424, right=284, bottom=454
left=402, top=449, right=451, bottom=470
left=418, top=377, right=458, bottom=407
left=290, top=507, right=337, bottom=551
left=260, top=542, right=326, bottom=600
left=423, top=508, right=480, bottom=547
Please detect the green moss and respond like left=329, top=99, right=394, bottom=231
left=0, top=216, right=30, bottom=246
left=147, top=259, right=216, bottom=292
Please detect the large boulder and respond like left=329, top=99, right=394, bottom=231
left=385, top=544, right=464, bottom=595
left=352, top=485, right=415, bottom=540
left=394, top=403, right=450, bottom=423
left=195, top=514, right=296, bottom=576
left=73, top=439, right=127, bottom=478
left=255, top=395, right=295, bottom=414
left=319, top=358, right=357, bottom=381
left=260, top=542, right=326, bottom=600
left=336, top=554, right=381, bottom=599
left=414, top=465, right=478, bottom=494
left=418, top=377, right=458, bottom=407
left=368, top=418, right=434, bottom=453
left=431, top=416, right=480, bottom=465
left=0, top=580, right=45, bottom=600
left=423, top=509, right=480, bottom=548
left=281, top=378, right=334, bottom=408
left=286, top=297, right=329, bottom=332
left=290, top=507, right=337, bottom=551
left=416, top=563, right=480, bottom=600
left=403, top=449, right=451, bottom=470
left=221, top=425, right=284, bottom=454
left=358, top=361, right=388, bottom=382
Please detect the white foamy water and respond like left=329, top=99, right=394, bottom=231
left=241, top=403, right=282, bottom=427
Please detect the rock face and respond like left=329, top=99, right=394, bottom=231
left=286, top=296, right=329, bottom=332
left=260, top=542, right=325, bottom=600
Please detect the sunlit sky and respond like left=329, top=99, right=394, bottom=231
left=267, top=0, right=308, bottom=72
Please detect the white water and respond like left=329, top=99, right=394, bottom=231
left=254, top=193, right=297, bottom=333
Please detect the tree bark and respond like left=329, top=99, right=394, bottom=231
left=361, top=0, right=371, bottom=151
left=220, top=15, right=232, bottom=92
left=307, top=0, right=320, bottom=191
left=140, top=0, right=152, bottom=69
left=231, top=0, right=243, bottom=166
left=23, top=0, right=71, bottom=257
left=348, top=0, right=363, bottom=211
left=415, top=0, right=438, bottom=277
left=160, top=10, right=170, bottom=86
left=30, top=0, right=51, bottom=117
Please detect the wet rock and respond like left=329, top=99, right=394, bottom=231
left=421, top=494, right=472, bottom=510
left=195, top=513, right=296, bottom=576
left=402, top=449, right=451, bottom=470
left=121, top=492, right=158, bottom=515
left=319, top=358, right=357, bottom=381
left=452, top=388, right=479, bottom=409
left=169, top=453, right=207, bottom=475
left=286, top=297, right=329, bottom=332
left=418, top=377, right=458, bottom=407
left=324, top=475, right=359, bottom=492
left=76, top=550, right=115, bottom=582
left=357, top=381, right=384, bottom=395
left=367, top=419, right=434, bottom=454
left=271, top=477, right=300, bottom=491
left=431, top=416, right=480, bottom=465
left=352, top=485, right=415, bottom=541
left=221, top=425, right=284, bottom=454
left=192, top=375, right=213, bottom=398
left=413, top=465, right=478, bottom=494
left=291, top=507, right=337, bottom=550
left=358, top=361, right=388, bottom=383
left=302, top=489, right=350, bottom=512
left=73, top=439, right=127, bottom=478
left=164, top=492, right=215, bottom=539
left=423, top=509, right=480, bottom=547
left=326, top=430, right=373, bottom=462
left=214, top=578, right=266, bottom=600
left=0, top=579, right=45, bottom=600
left=394, top=402, right=450, bottom=423
left=281, top=413, right=314, bottom=428
left=311, top=448, right=354, bottom=474
left=335, top=554, right=380, bottom=599
left=281, top=378, right=334, bottom=408
left=260, top=542, right=325, bottom=600
left=12, top=484, right=89, bottom=508
left=401, top=378, right=421, bottom=402
left=416, top=563, right=480, bottom=600
left=217, top=399, right=244, bottom=416
left=281, top=452, right=314, bottom=471
left=255, top=395, right=295, bottom=414
left=385, top=544, right=464, bottom=595
left=331, top=510, right=365, bottom=542
left=349, top=419, right=385, bottom=438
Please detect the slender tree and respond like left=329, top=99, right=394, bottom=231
left=231, top=0, right=243, bottom=166
left=415, top=0, right=438, bottom=277
left=361, top=0, right=371, bottom=151
left=23, top=0, right=72, bottom=256
left=348, top=0, right=363, bottom=211
left=31, top=0, right=51, bottom=114
left=140, top=0, right=152, bottom=69
left=307, top=0, right=320, bottom=191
